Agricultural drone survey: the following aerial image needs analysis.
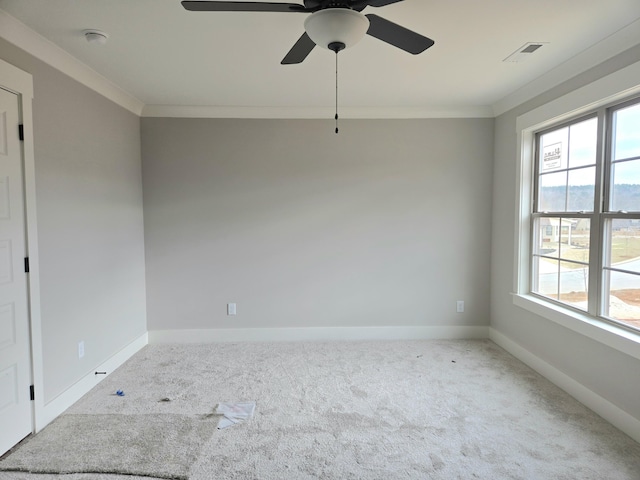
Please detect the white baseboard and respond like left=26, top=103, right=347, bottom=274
left=34, top=332, right=148, bottom=432
left=148, top=325, right=489, bottom=344
left=489, top=327, right=640, bottom=444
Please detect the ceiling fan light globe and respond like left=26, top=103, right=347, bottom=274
left=304, top=9, right=369, bottom=50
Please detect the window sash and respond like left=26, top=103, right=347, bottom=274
left=530, top=96, right=640, bottom=333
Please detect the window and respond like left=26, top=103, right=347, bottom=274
left=530, top=97, right=640, bottom=331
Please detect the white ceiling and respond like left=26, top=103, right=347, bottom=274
left=1, top=0, right=640, bottom=117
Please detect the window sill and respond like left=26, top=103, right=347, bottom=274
left=512, top=293, right=640, bottom=361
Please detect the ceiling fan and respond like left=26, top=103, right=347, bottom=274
left=181, top=0, right=435, bottom=64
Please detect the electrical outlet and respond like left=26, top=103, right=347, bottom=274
left=78, top=340, right=85, bottom=359
left=227, top=303, right=237, bottom=316
left=456, top=301, right=465, bottom=313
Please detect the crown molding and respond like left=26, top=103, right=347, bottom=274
left=492, top=17, right=640, bottom=116
left=141, top=104, right=494, bottom=119
left=0, top=8, right=144, bottom=116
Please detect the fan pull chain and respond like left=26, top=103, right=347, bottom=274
left=328, top=42, right=345, bottom=134
left=335, top=49, right=339, bottom=134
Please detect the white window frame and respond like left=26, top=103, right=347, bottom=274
left=513, top=60, right=640, bottom=361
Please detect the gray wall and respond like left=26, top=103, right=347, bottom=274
left=491, top=45, right=640, bottom=421
left=142, top=118, right=493, bottom=331
left=0, top=39, right=147, bottom=402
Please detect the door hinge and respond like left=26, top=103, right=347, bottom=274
left=30, top=385, right=35, bottom=401
left=24, top=257, right=30, bottom=273
left=18, top=124, right=24, bottom=141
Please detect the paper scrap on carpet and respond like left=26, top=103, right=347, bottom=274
left=216, top=402, right=255, bottom=429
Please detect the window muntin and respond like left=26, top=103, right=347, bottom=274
left=536, top=117, right=598, bottom=213
left=532, top=217, right=590, bottom=311
left=610, top=103, right=640, bottom=213
left=531, top=97, right=640, bottom=332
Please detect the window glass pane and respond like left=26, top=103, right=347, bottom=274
left=559, top=218, right=590, bottom=264
left=567, top=167, right=595, bottom=212
left=533, top=256, right=558, bottom=299
left=608, top=219, right=640, bottom=270
left=613, top=103, right=640, bottom=161
left=610, top=160, right=640, bottom=211
left=568, top=117, right=597, bottom=168
left=532, top=255, right=588, bottom=311
left=534, top=217, right=559, bottom=257
left=530, top=98, right=640, bottom=328
left=604, top=270, right=640, bottom=329
left=538, top=171, right=566, bottom=212
left=558, top=260, right=588, bottom=311
left=539, top=127, right=568, bottom=173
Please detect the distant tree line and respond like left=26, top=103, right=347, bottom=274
left=540, top=184, right=640, bottom=212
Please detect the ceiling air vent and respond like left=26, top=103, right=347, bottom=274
left=503, top=42, right=548, bottom=63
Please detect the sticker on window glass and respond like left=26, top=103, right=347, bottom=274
left=543, top=142, right=563, bottom=171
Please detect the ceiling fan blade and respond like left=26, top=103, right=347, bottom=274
left=181, top=1, right=306, bottom=12
left=281, top=32, right=316, bottom=64
left=365, top=14, right=434, bottom=54
left=365, top=0, right=406, bottom=6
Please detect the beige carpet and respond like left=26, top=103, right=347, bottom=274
left=0, top=414, right=217, bottom=479
left=1, top=340, right=639, bottom=479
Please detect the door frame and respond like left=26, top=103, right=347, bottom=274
left=0, top=57, right=44, bottom=435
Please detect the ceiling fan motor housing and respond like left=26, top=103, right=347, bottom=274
left=304, top=8, right=370, bottom=49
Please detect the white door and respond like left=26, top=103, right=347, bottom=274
left=0, top=86, right=32, bottom=455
